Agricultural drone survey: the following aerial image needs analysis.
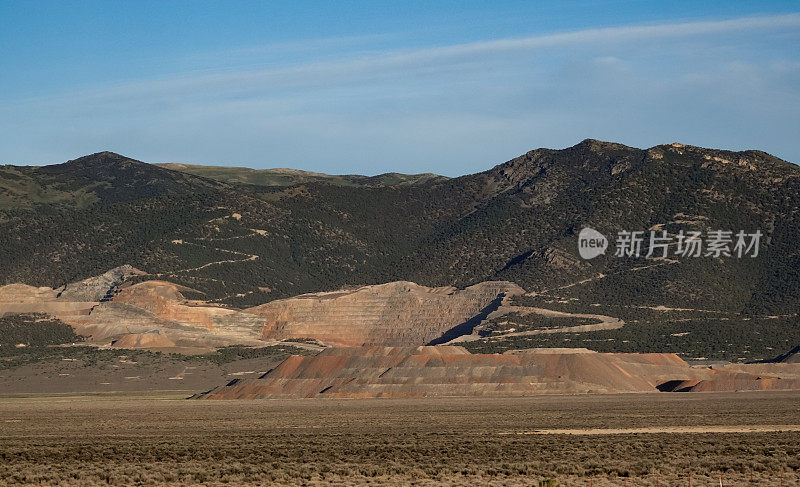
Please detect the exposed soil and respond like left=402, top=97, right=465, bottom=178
left=0, top=392, right=798, bottom=486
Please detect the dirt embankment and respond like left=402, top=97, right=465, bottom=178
left=245, top=281, right=525, bottom=346
left=197, top=346, right=800, bottom=399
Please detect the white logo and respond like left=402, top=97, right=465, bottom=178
left=612, top=229, right=762, bottom=259
left=578, top=227, right=608, bottom=260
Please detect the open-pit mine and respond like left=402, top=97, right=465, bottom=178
left=2, top=266, right=799, bottom=398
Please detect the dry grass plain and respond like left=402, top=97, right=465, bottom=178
left=0, top=391, right=799, bottom=486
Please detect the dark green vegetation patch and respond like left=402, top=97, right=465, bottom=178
left=0, top=340, right=314, bottom=371
left=463, top=295, right=800, bottom=362
left=0, top=313, right=81, bottom=348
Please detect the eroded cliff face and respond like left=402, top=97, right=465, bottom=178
left=246, top=281, right=525, bottom=346
left=59, top=265, right=145, bottom=301
left=196, top=346, right=800, bottom=399
left=0, top=267, right=525, bottom=349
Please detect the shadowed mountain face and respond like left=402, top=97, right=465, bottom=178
left=1, top=140, right=800, bottom=324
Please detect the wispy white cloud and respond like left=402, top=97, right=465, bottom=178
left=7, top=12, right=800, bottom=108
left=410, top=13, right=800, bottom=57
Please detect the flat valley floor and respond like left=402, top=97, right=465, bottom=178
left=1, top=392, right=799, bottom=486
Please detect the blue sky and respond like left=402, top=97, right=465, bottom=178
left=1, top=1, right=799, bottom=176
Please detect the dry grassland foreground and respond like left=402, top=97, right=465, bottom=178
left=0, top=392, right=798, bottom=486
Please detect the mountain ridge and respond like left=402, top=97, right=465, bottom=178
left=154, top=161, right=448, bottom=188
left=1, top=139, right=799, bottom=359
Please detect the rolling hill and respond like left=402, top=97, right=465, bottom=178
left=154, top=163, right=447, bottom=187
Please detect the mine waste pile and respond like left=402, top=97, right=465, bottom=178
left=194, top=346, right=800, bottom=399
